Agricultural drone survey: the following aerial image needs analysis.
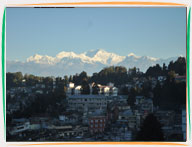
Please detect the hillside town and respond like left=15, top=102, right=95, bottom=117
left=6, top=57, right=186, bottom=141
left=6, top=6, right=187, bottom=142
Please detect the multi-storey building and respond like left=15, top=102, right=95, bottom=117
left=88, top=110, right=107, bottom=134
left=67, top=95, right=108, bottom=112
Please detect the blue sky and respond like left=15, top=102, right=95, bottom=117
left=7, top=8, right=186, bottom=61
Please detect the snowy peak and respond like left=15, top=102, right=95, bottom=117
left=8, top=49, right=179, bottom=76
left=85, top=49, right=105, bottom=58
left=56, top=51, right=78, bottom=59
left=27, top=54, right=42, bottom=62
left=26, top=49, right=127, bottom=65
left=146, top=56, right=158, bottom=61
left=27, top=54, right=55, bottom=64
left=128, top=53, right=139, bottom=58
left=84, top=49, right=125, bottom=65
left=27, top=54, right=42, bottom=60
left=25, top=49, right=165, bottom=66
left=127, top=53, right=158, bottom=61
left=140, top=56, right=158, bottom=61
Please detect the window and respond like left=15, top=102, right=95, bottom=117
left=17, top=126, right=24, bottom=130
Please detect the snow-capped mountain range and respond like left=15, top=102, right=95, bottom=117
left=7, top=49, right=179, bottom=76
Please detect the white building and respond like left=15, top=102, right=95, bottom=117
left=98, top=85, right=118, bottom=96
left=74, top=85, right=81, bottom=95
left=68, top=82, right=75, bottom=88
left=59, top=114, right=79, bottom=124
left=67, top=95, right=108, bottom=112
left=10, top=122, right=30, bottom=135
left=66, top=82, right=118, bottom=96
left=111, top=87, right=118, bottom=96
left=66, top=82, right=75, bottom=95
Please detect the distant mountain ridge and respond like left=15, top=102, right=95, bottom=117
left=7, top=49, right=179, bottom=76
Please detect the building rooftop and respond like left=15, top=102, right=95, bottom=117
left=88, top=109, right=106, bottom=117
left=68, top=95, right=108, bottom=99
left=119, top=109, right=133, bottom=116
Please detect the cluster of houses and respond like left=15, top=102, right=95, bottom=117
left=7, top=91, right=186, bottom=141
left=66, top=82, right=118, bottom=96
left=6, top=74, right=186, bottom=141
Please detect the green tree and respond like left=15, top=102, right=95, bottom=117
left=64, top=75, right=69, bottom=86
left=153, top=81, right=162, bottom=106
left=145, top=64, right=162, bottom=77
left=120, top=86, right=129, bottom=95
left=69, top=75, right=73, bottom=82
left=127, top=87, right=136, bottom=107
left=128, top=67, right=137, bottom=76
left=81, top=79, right=90, bottom=94
left=92, top=83, right=100, bottom=95
left=168, top=57, right=186, bottom=75
left=136, top=114, right=164, bottom=141
left=162, top=63, right=167, bottom=75
left=167, top=70, right=176, bottom=82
